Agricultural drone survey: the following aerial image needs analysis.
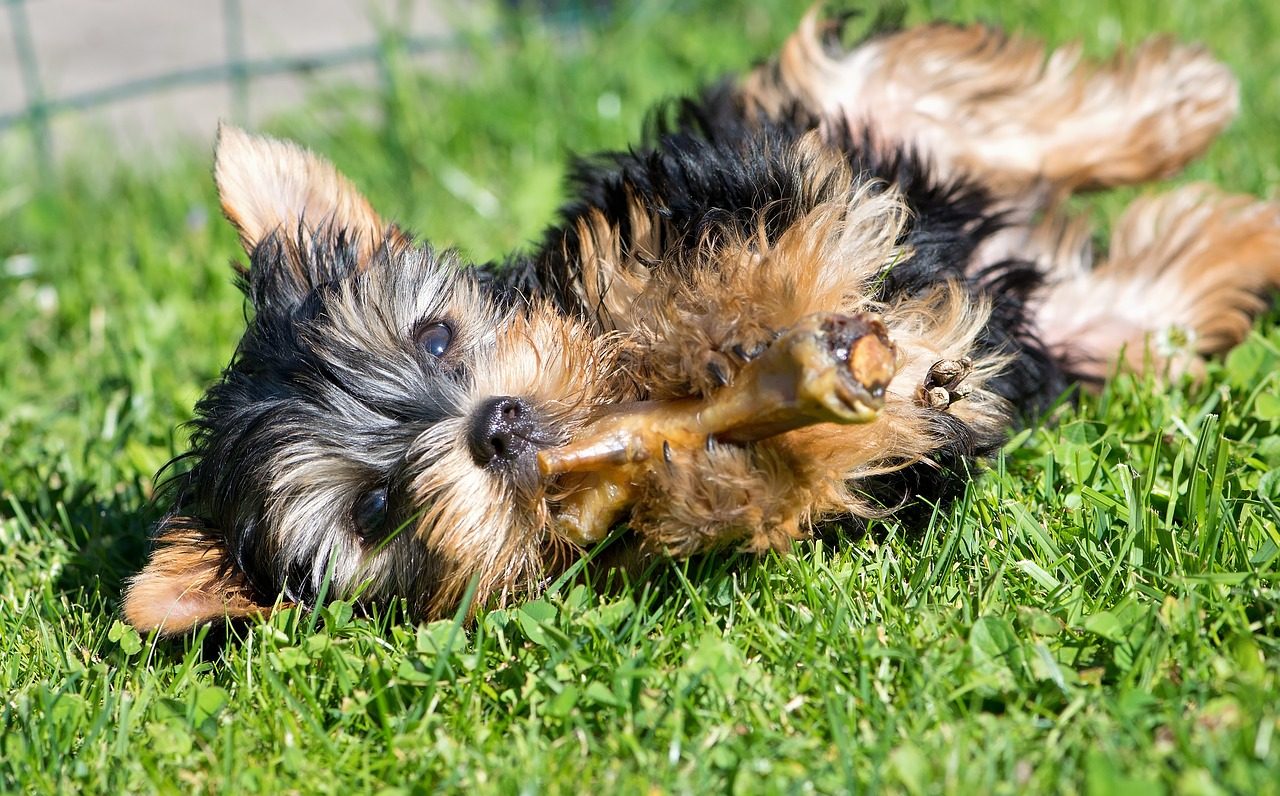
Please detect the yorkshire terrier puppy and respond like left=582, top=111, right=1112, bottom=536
left=124, top=12, right=1280, bottom=635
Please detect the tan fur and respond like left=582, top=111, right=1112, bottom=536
left=741, top=9, right=1238, bottom=200
left=122, top=522, right=270, bottom=635
left=631, top=441, right=807, bottom=554
left=1035, top=184, right=1280, bottom=381
left=215, top=124, right=397, bottom=264
left=571, top=187, right=663, bottom=333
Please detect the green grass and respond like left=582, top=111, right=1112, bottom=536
left=3, top=0, right=1280, bottom=792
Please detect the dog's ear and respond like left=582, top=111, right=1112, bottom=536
left=122, top=515, right=273, bottom=637
left=214, top=122, right=386, bottom=265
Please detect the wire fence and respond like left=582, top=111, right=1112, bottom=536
left=2, top=0, right=609, bottom=180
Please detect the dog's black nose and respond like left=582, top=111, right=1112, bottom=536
left=468, top=396, right=540, bottom=467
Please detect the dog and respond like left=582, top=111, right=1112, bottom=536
left=123, top=11, right=1280, bottom=635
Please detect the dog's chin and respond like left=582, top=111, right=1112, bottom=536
left=491, top=449, right=556, bottom=510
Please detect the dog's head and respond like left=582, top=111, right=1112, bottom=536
left=123, top=126, right=621, bottom=635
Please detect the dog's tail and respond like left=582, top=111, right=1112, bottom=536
left=1026, top=184, right=1280, bottom=383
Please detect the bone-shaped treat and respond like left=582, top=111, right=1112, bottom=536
left=538, top=312, right=898, bottom=544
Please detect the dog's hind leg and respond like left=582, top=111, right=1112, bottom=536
left=741, top=10, right=1238, bottom=202
left=1031, top=184, right=1280, bottom=383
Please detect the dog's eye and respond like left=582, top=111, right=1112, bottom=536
left=415, top=322, right=453, bottom=359
left=352, top=486, right=389, bottom=538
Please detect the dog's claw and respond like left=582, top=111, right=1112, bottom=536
left=704, top=352, right=733, bottom=388
left=731, top=341, right=767, bottom=362
left=737, top=345, right=762, bottom=366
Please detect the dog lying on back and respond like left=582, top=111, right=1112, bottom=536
left=124, top=12, right=1280, bottom=635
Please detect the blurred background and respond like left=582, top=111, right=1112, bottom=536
left=0, top=0, right=611, bottom=168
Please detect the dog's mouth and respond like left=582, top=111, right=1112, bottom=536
left=537, top=312, right=898, bottom=545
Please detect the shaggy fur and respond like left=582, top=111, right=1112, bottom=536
left=123, top=12, right=1280, bottom=636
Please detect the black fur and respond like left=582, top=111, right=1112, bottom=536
left=164, top=228, right=450, bottom=609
